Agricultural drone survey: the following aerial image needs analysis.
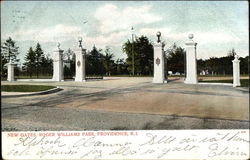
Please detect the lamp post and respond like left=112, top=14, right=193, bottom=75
left=131, top=26, right=135, bottom=76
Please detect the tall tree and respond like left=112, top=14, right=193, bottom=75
left=63, top=48, right=74, bottom=62
left=34, top=43, right=44, bottom=77
left=197, top=49, right=243, bottom=75
left=239, top=56, right=249, bottom=75
left=103, top=46, right=115, bottom=76
left=228, top=48, right=236, bottom=57
left=40, top=54, right=49, bottom=76
left=123, top=35, right=153, bottom=75
left=1, top=53, right=8, bottom=77
left=166, top=44, right=185, bottom=74
left=23, top=47, right=36, bottom=77
left=115, top=58, right=128, bottom=75
left=44, top=55, right=53, bottom=76
left=70, top=53, right=76, bottom=77
left=63, top=48, right=75, bottom=78
left=86, top=45, right=104, bottom=76
left=1, top=37, right=20, bottom=63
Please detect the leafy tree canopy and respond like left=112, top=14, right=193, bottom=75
left=123, top=35, right=153, bottom=75
left=1, top=37, right=20, bottom=63
left=166, top=43, right=185, bottom=74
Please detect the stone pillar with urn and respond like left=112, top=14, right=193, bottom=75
left=232, top=54, right=241, bottom=87
left=153, top=31, right=166, bottom=83
left=52, top=43, right=64, bottom=81
left=75, top=37, right=86, bottom=82
left=184, top=34, right=198, bottom=84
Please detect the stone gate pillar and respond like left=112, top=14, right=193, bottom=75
left=75, top=48, right=86, bottom=82
left=52, top=46, right=64, bottom=81
left=232, top=55, right=240, bottom=87
left=7, top=62, right=15, bottom=81
left=185, top=34, right=198, bottom=84
left=153, top=31, right=166, bottom=83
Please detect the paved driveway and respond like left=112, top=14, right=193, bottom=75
left=1, top=77, right=249, bottom=131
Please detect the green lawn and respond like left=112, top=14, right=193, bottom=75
left=198, top=74, right=249, bottom=77
left=1, top=75, right=52, bottom=80
left=15, top=75, right=52, bottom=79
left=200, top=79, right=249, bottom=87
left=1, top=85, right=56, bottom=92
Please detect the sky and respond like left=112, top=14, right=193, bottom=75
left=1, top=1, right=249, bottom=64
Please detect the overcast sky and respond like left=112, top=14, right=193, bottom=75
left=1, top=1, right=249, bottom=63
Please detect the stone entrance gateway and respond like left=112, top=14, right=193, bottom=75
left=5, top=34, right=241, bottom=87
left=52, top=39, right=86, bottom=82
left=152, top=32, right=199, bottom=84
left=151, top=32, right=241, bottom=86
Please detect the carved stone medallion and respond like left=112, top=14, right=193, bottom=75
left=156, top=58, right=160, bottom=65
left=77, top=61, right=81, bottom=67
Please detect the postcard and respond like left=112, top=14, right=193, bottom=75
left=1, top=1, right=249, bottom=159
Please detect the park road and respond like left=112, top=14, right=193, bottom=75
left=1, top=77, right=249, bottom=131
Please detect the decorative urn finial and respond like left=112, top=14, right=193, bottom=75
left=234, top=54, right=239, bottom=60
left=78, top=37, right=83, bottom=48
left=156, top=31, right=161, bottom=43
left=188, top=33, right=194, bottom=40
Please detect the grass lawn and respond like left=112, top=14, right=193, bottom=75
left=15, top=75, right=52, bottom=79
left=1, top=85, right=56, bottom=92
left=198, top=74, right=249, bottom=77
left=2, top=75, right=52, bottom=80
left=200, top=79, right=249, bottom=87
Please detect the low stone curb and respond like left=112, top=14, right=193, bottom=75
left=198, top=82, right=233, bottom=86
left=2, top=87, right=63, bottom=98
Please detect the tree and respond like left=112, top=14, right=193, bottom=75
left=63, top=48, right=74, bottom=62
left=1, top=37, right=20, bottom=63
left=63, top=48, right=75, bottom=78
left=103, top=46, right=115, bottom=76
left=115, top=58, right=129, bottom=75
left=239, top=56, right=249, bottom=75
left=34, top=43, right=45, bottom=77
left=45, top=55, right=53, bottom=76
left=86, top=45, right=104, bottom=76
left=166, top=44, right=185, bottom=74
left=197, top=59, right=206, bottom=74
left=1, top=53, right=8, bottom=78
left=23, top=43, right=52, bottom=78
left=70, top=53, right=76, bottom=77
left=196, top=48, right=243, bottom=76
left=228, top=48, right=236, bottom=57
left=23, top=47, right=36, bottom=77
left=40, top=54, right=53, bottom=76
left=205, top=57, right=220, bottom=75
left=123, top=35, right=153, bottom=75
